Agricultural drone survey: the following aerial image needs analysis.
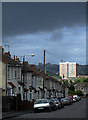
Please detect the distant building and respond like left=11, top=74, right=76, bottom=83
left=59, top=62, right=78, bottom=79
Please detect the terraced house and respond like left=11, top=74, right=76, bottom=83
left=0, top=46, right=68, bottom=103
left=0, top=47, right=23, bottom=99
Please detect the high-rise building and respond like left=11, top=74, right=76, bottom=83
left=59, top=62, right=78, bottom=79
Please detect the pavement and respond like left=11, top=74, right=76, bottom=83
left=1, top=110, right=33, bottom=119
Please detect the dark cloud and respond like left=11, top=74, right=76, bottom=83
left=2, top=2, right=86, bottom=37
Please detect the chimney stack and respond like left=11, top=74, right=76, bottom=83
left=16, top=56, right=18, bottom=60
left=0, top=46, right=4, bottom=54
left=4, top=51, right=11, bottom=57
left=14, top=55, right=15, bottom=60
left=16, top=56, right=20, bottom=63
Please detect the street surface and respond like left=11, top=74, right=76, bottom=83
left=16, top=98, right=87, bottom=118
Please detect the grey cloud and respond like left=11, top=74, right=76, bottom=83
left=50, top=30, right=64, bottom=41
left=2, top=2, right=86, bottom=38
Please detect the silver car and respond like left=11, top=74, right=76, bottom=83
left=33, top=98, right=51, bottom=112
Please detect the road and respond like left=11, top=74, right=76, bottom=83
left=15, top=98, right=87, bottom=118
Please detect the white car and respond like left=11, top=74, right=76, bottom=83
left=73, top=95, right=79, bottom=101
left=73, top=97, right=76, bottom=102
left=33, top=98, right=51, bottom=112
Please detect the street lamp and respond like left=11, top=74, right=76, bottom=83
left=29, top=54, right=35, bottom=57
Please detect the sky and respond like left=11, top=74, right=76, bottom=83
left=2, top=2, right=86, bottom=65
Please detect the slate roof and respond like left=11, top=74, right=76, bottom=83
left=1, top=54, right=21, bottom=65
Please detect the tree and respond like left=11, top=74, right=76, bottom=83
left=80, top=77, right=87, bottom=83
left=69, top=85, right=75, bottom=91
left=74, top=78, right=80, bottom=84
left=64, top=80, right=68, bottom=85
left=75, top=90, right=84, bottom=96
left=58, top=76, right=62, bottom=79
left=69, top=89, right=76, bottom=95
left=74, top=77, right=88, bottom=83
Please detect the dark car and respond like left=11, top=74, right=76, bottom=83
left=51, top=98, right=61, bottom=109
left=65, top=97, right=72, bottom=105
left=48, top=98, right=57, bottom=110
left=57, top=98, right=64, bottom=108
left=61, top=98, right=69, bottom=105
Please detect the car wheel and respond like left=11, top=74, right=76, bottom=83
left=48, top=107, right=52, bottom=112
left=34, top=109, right=37, bottom=113
left=62, top=104, right=64, bottom=108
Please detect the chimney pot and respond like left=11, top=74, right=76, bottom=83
left=16, top=56, right=18, bottom=60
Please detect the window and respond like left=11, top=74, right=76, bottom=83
left=39, top=78, right=42, bottom=86
left=71, top=64, right=73, bottom=76
left=68, top=64, right=69, bottom=77
left=33, top=76, right=36, bottom=88
left=54, top=82, right=56, bottom=89
left=62, top=64, right=65, bottom=78
left=18, top=68, right=20, bottom=79
left=7, top=89, right=11, bottom=96
left=11, top=68, right=13, bottom=78
left=63, top=64, right=64, bottom=74
left=7, top=67, right=10, bottom=79
left=30, top=92, right=32, bottom=101
left=15, top=71, right=17, bottom=78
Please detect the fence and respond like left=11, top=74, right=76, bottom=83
left=2, top=94, right=34, bottom=112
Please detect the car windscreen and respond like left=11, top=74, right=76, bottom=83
left=51, top=98, right=58, bottom=101
left=48, top=99, right=54, bottom=102
left=65, top=97, right=70, bottom=100
left=34, top=99, right=48, bottom=104
left=61, top=98, right=65, bottom=101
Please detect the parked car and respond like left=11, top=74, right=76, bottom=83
left=73, top=95, right=79, bottom=101
left=33, top=98, right=52, bottom=112
left=67, top=96, right=73, bottom=102
left=57, top=98, right=64, bottom=108
left=47, top=98, right=57, bottom=110
left=51, top=98, right=61, bottom=109
left=61, top=98, right=69, bottom=105
left=73, top=97, right=76, bottom=102
left=65, top=97, right=72, bottom=105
